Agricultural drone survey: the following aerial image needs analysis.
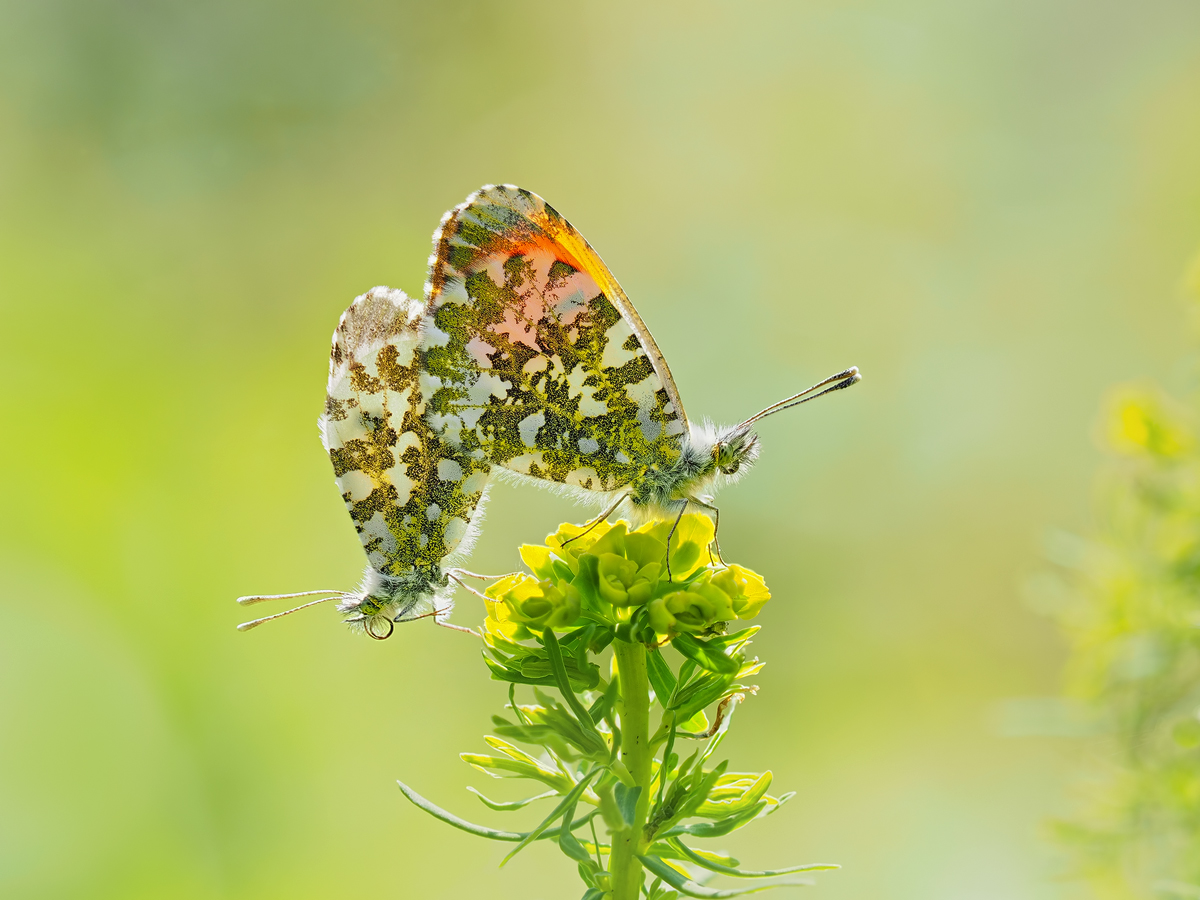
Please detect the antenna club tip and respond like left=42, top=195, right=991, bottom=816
left=236, top=621, right=258, bottom=631
left=235, top=596, right=256, bottom=605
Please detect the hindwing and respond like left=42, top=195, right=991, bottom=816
left=420, top=185, right=687, bottom=493
left=320, top=287, right=490, bottom=576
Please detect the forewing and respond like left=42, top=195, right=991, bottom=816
left=420, top=185, right=687, bottom=492
left=320, top=287, right=490, bottom=576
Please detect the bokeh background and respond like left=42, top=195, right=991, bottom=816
left=2, top=2, right=1200, bottom=898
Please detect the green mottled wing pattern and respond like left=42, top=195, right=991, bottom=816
left=419, top=185, right=687, bottom=494
left=320, top=287, right=490, bottom=577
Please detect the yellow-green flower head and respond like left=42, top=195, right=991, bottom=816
left=545, top=520, right=617, bottom=571
left=648, top=583, right=736, bottom=635
left=596, top=553, right=639, bottom=606
left=484, top=513, right=770, bottom=641
left=710, top=565, right=771, bottom=619
left=485, top=574, right=581, bottom=637
left=645, top=565, right=771, bottom=637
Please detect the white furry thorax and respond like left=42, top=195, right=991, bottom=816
left=626, top=419, right=760, bottom=518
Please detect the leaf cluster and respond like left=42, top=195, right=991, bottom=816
left=399, top=518, right=837, bottom=898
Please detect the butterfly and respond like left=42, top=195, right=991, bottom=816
left=418, top=184, right=859, bottom=553
left=237, top=287, right=492, bottom=639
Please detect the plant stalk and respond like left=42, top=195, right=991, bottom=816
left=610, top=638, right=652, bottom=900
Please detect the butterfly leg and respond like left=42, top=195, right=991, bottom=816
left=434, top=614, right=479, bottom=636
left=447, top=567, right=520, bottom=581
left=663, top=499, right=690, bottom=582
left=436, top=573, right=492, bottom=636
left=391, top=593, right=480, bottom=638
left=684, top=496, right=725, bottom=567
left=560, top=492, right=630, bottom=547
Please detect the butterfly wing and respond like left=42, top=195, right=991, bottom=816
left=320, top=287, right=490, bottom=578
left=420, top=185, right=687, bottom=494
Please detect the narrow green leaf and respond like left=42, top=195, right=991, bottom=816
left=534, top=691, right=607, bottom=756
left=639, top=855, right=814, bottom=897
left=647, top=753, right=711, bottom=841
left=508, top=684, right=526, bottom=723
left=398, top=780, right=599, bottom=843
left=700, top=627, right=759, bottom=655
left=587, top=625, right=616, bottom=655
left=577, top=860, right=598, bottom=888
left=696, top=771, right=772, bottom=818
left=484, top=655, right=558, bottom=687
left=672, top=633, right=741, bottom=675
left=557, top=828, right=593, bottom=864
left=520, top=656, right=603, bottom=691
left=492, top=721, right=574, bottom=750
left=466, top=786, right=557, bottom=811
left=556, top=785, right=593, bottom=864
left=647, top=841, right=738, bottom=867
left=572, top=835, right=610, bottom=858
left=737, top=659, right=765, bottom=679
left=701, top=694, right=742, bottom=763
left=588, top=676, right=620, bottom=723
left=573, top=553, right=603, bottom=608
left=580, top=890, right=606, bottom=900
left=615, top=783, right=642, bottom=827
left=679, top=709, right=709, bottom=733
left=671, top=759, right=729, bottom=826
left=647, top=647, right=678, bottom=703
left=397, top=780, right=524, bottom=841
left=668, top=838, right=839, bottom=878
left=672, top=674, right=735, bottom=723
left=662, top=800, right=768, bottom=838
left=675, top=660, right=698, bottom=694
left=551, top=559, right=576, bottom=584
left=459, top=752, right=575, bottom=792
left=500, top=768, right=601, bottom=866
left=542, top=629, right=609, bottom=756
left=485, top=735, right=546, bottom=765
left=656, top=719, right=679, bottom=810
left=495, top=701, right=596, bottom=757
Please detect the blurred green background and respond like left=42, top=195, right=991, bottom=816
left=2, top=2, right=1200, bottom=898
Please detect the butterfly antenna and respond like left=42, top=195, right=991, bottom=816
left=736, top=366, right=861, bottom=429
left=235, top=591, right=351, bottom=632
left=236, top=590, right=349, bottom=606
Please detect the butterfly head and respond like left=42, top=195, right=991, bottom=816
left=712, top=423, right=761, bottom=476
left=236, top=566, right=450, bottom=640
left=337, top=566, right=451, bottom=638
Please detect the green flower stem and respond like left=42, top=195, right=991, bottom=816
left=611, top=638, right=653, bottom=900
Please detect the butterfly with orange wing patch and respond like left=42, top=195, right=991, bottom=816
left=419, top=185, right=859, bottom=548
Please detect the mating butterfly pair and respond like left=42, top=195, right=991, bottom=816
left=238, top=186, right=860, bottom=639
